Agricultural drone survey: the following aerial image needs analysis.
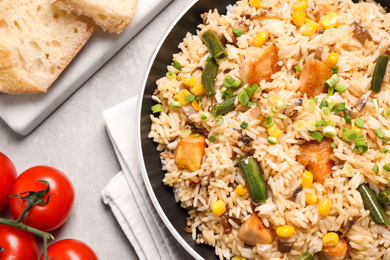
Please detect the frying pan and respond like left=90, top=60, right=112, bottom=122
left=138, top=1, right=390, bottom=259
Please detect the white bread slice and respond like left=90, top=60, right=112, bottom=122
left=50, top=0, right=138, bottom=34
left=0, top=0, right=93, bottom=94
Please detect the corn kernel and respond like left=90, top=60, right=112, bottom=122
left=211, top=200, right=226, bottom=216
left=323, top=232, right=339, bottom=247
left=249, top=0, right=261, bottom=8
left=293, top=0, right=308, bottom=10
left=302, top=170, right=313, bottom=188
left=191, top=83, right=205, bottom=96
left=318, top=199, right=332, bottom=216
left=176, top=89, right=192, bottom=105
left=253, top=31, right=269, bottom=47
left=305, top=18, right=320, bottom=29
left=292, top=9, right=306, bottom=27
left=191, top=100, right=201, bottom=112
left=299, top=24, right=317, bottom=36
left=268, top=124, right=282, bottom=138
left=236, top=185, right=248, bottom=196
left=232, top=257, right=246, bottom=260
left=320, top=12, right=338, bottom=29
left=276, top=225, right=295, bottom=238
left=351, top=120, right=363, bottom=134
left=326, top=53, right=339, bottom=69
left=305, top=190, right=318, bottom=205
left=182, top=77, right=197, bottom=88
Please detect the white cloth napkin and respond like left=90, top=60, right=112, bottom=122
left=101, top=96, right=192, bottom=260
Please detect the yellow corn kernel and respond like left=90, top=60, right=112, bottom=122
left=305, top=18, right=320, bottom=29
left=253, top=31, right=269, bottom=47
left=249, top=0, right=261, bottom=8
left=318, top=199, right=333, bottom=216
left=276, top=225, right=295, bottom=238
left=176, top=89, right=192, bottom=105
left=302, top=170, right=313, bottom=188
left=268, top=124, right=282, bottom=138
left=232, top=257, right=246, bottom=260
left=326, top=53, right=339, bottom=69
left=299, top=24, right=316, bottom=36
left=191, top=100, right=201, bottom=112
left=236, top=184, right=248, bottom=196
left=182, top=77, right=197, bottom=88
left=320, top=12, right=338, bottom=29
left=323, top=232, right=339, bottom=247
left=351, top=120, right=363, bottom=134
left=305, top=190, right=318, bottom=205
left=292, top=9, right=306, bottom=27
left=191, top=83, right=205, bottom=96
left=211, top=200, right=226, bottom=216
left=293, top=0, right=308, bottom=10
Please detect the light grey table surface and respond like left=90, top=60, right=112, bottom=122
left=0, top=0, right=193, bottom=259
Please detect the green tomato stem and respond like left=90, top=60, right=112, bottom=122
left=0, top=247, right=4, bottom=253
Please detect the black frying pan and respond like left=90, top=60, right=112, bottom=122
left=138, top=1, right=390, bottom=259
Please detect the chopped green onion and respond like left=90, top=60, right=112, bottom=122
left=383, top=138, right=389, bottom=144
left=238, top=92, right=249, bottom=105
left=330, top=143, right=336, bottom=149
left=151, top=104, right=163, bottom=114
left=201, top=113, right=209, bottom=121
left=328, top=102, right=337, bottom=112
left=376, top=128, right=385, bottom=139
left=170, top=101, right=182, bottom=109
left=303, top=99, right=316, bottom=112
left=384, top=165, right=390, bottom=172
left=309, top=97, right=318, bottom=102
left=325, top=74, right=340, bottom=88
left=152, top=95, right=162, bottom=103
left=193, top=134, right=200, bottom=137
left=312, top=131, right=324, bottom=142
left=233, top=28, right=245, bottom=36
left=344, top=113, right=351, bottom=124
left=339, top=102, right=345, bottom=111
left=223, top=75, right=235, bottom=88
left=333, top=66, right=339, bottom=74
left=277, top=100, right=287, bottom=110
left=315, top=120, right=327, bottom=127
left=354, top=117, right=365, bottom=128
left=381, top=148, right=388, bottom=153
left=319, top=100, right=327, bottom=109
left=247, top=102, right=257, bottom=108
left=270, top=96, right=280, bottom=104
left=244, top=87, right=254, bottom=96
left=271, top=103, right=280, bottom=113
left=342, top=129, right=358, bottom=142
left=216, top=115, right=224, bottom=126
left=307, top=120, right=317, bottom=132
left=181, top=125, right=191, bottom=137
left=185, top=94, right=195, bottom=102
left=196, top=96, right=202, bottom=102
left=221, top=86, right=228, bottom=93
left=322, top=107, right=331, bottom=116
left=173, top=61, right=182, bottom=71
left=209, top=136, right=216, bottom=142
left=384, top=109, right=390, bottom=119
left=343, top=163, right=354, bottom=177
left=354, top=140, right=368, bottom=154
left=295, top=65, right=302, bottom=73
left=374, top=99, right=379, bottom=111
left=356, top=134, right=365, bottom=141
left=265, top=116, right=275, bottom=128
left=293, top=120, right=306, bottom=131
left=166, top=71, right=176, bottom=80
left=268, top=136, right=278, bottom=144
left=335, top=84, right=348, bottom=93
left=240, top=121, right=248, bottom=129
left=328, top=87, right=335, bottom=96
left=231, top=80, right=241, bottom=89
left=251, top=84, right=259, bottom=92
left=373, top=165, right=379, bottom=175
left=326, top=119, right=335, bottom=126
left=323, top=126, right=336, bottom=138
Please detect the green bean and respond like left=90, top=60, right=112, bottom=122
left=238, top=156, right=268, bottom=204
left=201, top=30, right=228, bottom=62
left=371, top=54, right=389, bottom=93
left=210, top=96, right=236, bottom=117
left=357, top=183, right=390, bottom=226
left=297, top=252, right=315, bottom=260
left=201, top=57, right=218, bottom=97
left=379, top=188, right=390, bottom=206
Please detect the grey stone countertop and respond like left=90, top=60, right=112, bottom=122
left=0, top=0, right=193, bottom=259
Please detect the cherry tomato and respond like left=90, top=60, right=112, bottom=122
left=0, top=224, right=39, bottom=260
left=9, top=166, right=74, bottom=232
left=40, top=239, right=98, bottom=260
left=0, top=153, right=17, bottom=211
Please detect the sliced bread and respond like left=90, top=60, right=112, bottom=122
left=50, top=0, right=138, bottom=34
left=0, top=0, right=93, bottom=94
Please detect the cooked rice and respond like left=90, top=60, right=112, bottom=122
left=149, top=0, right=390, bottom=259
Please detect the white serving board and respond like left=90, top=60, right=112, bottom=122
left=0, top=0, right=172, bottom=136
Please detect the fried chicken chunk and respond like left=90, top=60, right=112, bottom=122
left=238, top=213, right=274, bottom=245
left=319, top=237, right=348, bottom=260
left=299, top=58, right=332, bottom=98
left=175, top=134, right=206, bottom=172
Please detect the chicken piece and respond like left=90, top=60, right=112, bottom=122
left=319, top=237, right=348, bottom=260
left=237, top=213, right=274, bottom=245
left=299, top=57, right=332, bottom=98
left=240, top=43, right=281, bottom=86
left=175, top=134, right=206, bottom=172
left=296, top=138, right=334, bottom=184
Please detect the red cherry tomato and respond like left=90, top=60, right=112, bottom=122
left=0, top=224, right=39, bottom=260
left=40, top=239, right=98, bottom=260
left=9, top=166, right=74, bottom=232
left=0, top=153, right=17, bottom=211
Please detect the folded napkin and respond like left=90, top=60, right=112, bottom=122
left=101, top=96, right=192, bottom=260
